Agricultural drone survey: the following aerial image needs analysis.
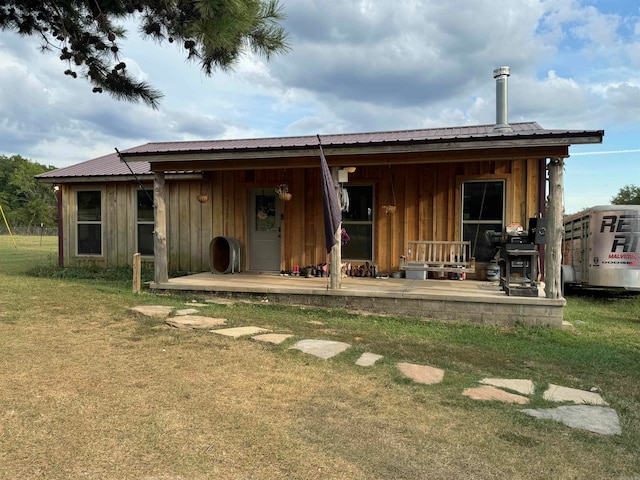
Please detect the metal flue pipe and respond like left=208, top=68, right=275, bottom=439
left=493, top=66, right=512, bottom=133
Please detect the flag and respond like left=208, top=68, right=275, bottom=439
left=318, top=135, right=342, bottom=254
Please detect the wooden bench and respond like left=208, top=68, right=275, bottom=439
left=400, top=240, right=476, bottom=275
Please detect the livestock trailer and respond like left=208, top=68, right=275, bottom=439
left=562, top=205, right=640, bottom=291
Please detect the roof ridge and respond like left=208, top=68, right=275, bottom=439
left=139, top=122, right=542, bottom=146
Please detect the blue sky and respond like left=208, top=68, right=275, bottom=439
left=0, top=0, right=638, bottom=214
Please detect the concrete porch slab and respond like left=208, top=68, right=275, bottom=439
left=150, top=273, right=565, bottom=327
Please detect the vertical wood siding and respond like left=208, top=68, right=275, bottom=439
left=62, top=157, right=543, bottom=275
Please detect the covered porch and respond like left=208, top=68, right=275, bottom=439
left=149, top=273, right=564, bottom=327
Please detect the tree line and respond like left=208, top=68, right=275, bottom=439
left=0, top=155, right=57, bottom=230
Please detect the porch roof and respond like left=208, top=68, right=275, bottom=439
left=37, top=121, right=603, bottom=182
left=121, top=121, right=602, bottom=160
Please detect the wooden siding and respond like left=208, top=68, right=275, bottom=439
left=60, top=157, right=543, bottom=276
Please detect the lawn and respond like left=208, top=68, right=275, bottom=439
left=0, top=235, right=639, bottom=479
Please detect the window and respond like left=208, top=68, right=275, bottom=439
left=341, top=185, right=373, bottom=261
left=77, top=190, right=102, bottom=255
left=462, top=180, right=504, bottom=262
left=137, top=189, right=154, bottom=256
left=255, top=193, right=277, bottom=232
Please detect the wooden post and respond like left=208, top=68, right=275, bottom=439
left=545, top=158, right=564, bottom=299
left=154, top=171, right=169, bottom=284
left=132, top=253, right=141, bottom=293
left=330, top=167, right=342, bottom=289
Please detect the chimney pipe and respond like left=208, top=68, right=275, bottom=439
left=493, top=66, right=512, bottom=133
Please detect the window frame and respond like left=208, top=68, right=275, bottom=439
left=76, top=188, right=104, bottom=256
left=340, top=184, right=374, bottom=262
left=461, top=179, right=506, bottom=262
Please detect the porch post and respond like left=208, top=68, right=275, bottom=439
left=154, top=171, right=169, bottom=284
left=545, top=158, right=564, bottom=299
left=330, top=167, right=342, bottom=289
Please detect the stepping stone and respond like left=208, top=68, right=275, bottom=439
left=355, top=352, right=383, bottom=367
left=128, top=305, right=173, bottom=319
left=175, top=308, right=200, bottom=316
left=521, top=405, right=621, bottom=435
left=462, top=385, right=530, bottom=404
left=185, top=302, right=208, bottom=307
left=480, top=378, right=535, bottom=395
left=397, top=363, right=444, bottom=385
left=211, top=326, right=270, bottom=338
left=252, top=333, right=294, bottom=345
left=543, top=384, right=609, bottom=406
left=290, top=339, right=351, bottom=360
left=166, top=316, right=227, bottom=329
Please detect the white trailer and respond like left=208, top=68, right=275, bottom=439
left=562, top=205, right=640, bottom=291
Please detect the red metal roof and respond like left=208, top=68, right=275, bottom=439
left=37, top=152, right=151, bottom=180
left=37, top=121, right=603, bottom=181
left=123, top=122, right=548, bottom=155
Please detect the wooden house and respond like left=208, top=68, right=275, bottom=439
left=37, top=68, right=604, bottom=301
left=38, top=121, right=603, bottom=289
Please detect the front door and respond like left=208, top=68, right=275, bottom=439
left=248, top=189, right=281, bottom=272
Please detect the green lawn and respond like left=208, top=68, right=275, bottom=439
left=0, top=235, right=638, bottom=479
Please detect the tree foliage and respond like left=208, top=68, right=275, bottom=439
left=611, top=184, right=640, bottom=205
left=0, top=0, right=289, bottom=108
left=0, top=155, right=57, bottom=228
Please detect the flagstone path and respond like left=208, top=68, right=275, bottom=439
left=166, top=316, right=227, bottom=330
left=128, top=305, right=623, bottom=436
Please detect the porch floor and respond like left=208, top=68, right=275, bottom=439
left=150, top=273, right=565, bottom=327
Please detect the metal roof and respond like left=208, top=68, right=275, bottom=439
left=121, top=122, right=546, bottom=155
left=37, top=152, right=151, bottom=181
left=37, top=121, right=604, bottom=181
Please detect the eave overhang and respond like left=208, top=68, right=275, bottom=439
left=120, top=130, right=604, bottom=168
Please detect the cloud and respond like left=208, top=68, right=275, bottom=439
left=0, top=0, right=638, bottom=172
left=272, top=0, right=552, bottom=109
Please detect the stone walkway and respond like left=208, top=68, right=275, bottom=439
left=129, top=305, right=622, bottom=436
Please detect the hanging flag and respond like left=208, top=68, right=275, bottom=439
left=318, top=135, right=342, bottom=254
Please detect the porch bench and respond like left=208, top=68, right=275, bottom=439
left=400, top=240, right=476, bottom=275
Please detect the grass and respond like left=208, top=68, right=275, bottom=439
left=1, top=235, right=639, bottom=479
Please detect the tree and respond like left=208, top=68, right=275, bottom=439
left=611, top=184, right=640, bottom=205
left=0, top=0, right=289, bottom=108
left=0, top=155, right=57, bottom=228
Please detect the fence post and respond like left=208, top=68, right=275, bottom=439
left=133, top=253, right=141, bottom=294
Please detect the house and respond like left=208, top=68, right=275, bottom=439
left=37, top=68, right=604, bottom=303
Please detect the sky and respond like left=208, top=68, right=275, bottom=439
left=0, top=0, right=638, bottom=214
